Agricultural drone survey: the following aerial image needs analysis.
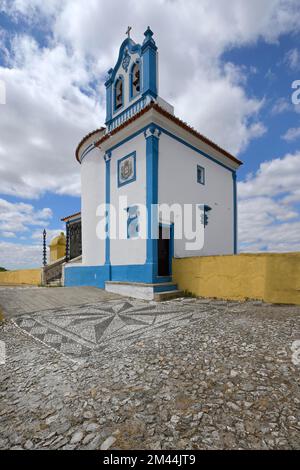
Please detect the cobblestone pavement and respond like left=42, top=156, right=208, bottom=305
left=0, top=288, right=300, bottom=450
left=0, top=286, right=121, bottom=319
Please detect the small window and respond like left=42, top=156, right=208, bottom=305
left=197, top=165, right=205, bottom=185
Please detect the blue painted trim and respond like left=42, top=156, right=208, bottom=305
left=141, top=47, right=157, bottom=99
left=170, top=223, right=174, bottom=276
left=113, top=75, right=124, bottom=114
left=117, top=151, right=136, bottom=187
left=65, top=264, right=172, bottom=287
left=105, top=81, right=112, bottom=123
left=64, top=265, right=111, bottom=288
left=104, top=152, right=111, bottom=278
left=111, top=265, right=171, bottom=284
left=129, top=60, right=141, bottom=102
left=106, top=96, right=146, bottom=131
left=145, top=126, right=160, bottom=282
left=156, top=126, right=235, bottom=174
left=80, top=142, right=95, bottom=162
left=105, top=125, right=148, bottom=153
left=67, top=217, right=81, bottom=224
left=155, top=276, right=172, bottom=283
left=141, top=27, right=158, bottom=99
left=197, top=164, right=205, bottom=185
left=153, top=284, right=177, bottom=293
left=104, top=124, right=235, bottom=174
left=233, top=171, right=238, bottom=254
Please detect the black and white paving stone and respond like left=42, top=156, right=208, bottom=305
left=0, top=287, right=300, bottom=450
left=13, top=299, right=214, bottom=360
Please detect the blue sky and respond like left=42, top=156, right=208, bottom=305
left=0, top=0, right=300, bottom=268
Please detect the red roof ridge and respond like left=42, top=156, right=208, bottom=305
left=75, top=127, right=105, bottom=163
left=61, top=211, right=81, bottom=222
left=92, top=102, right=242, bottom=166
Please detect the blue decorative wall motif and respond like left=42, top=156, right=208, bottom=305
left=199, top=204, right=212, bottom=227
left=122, top=49, right=130, bottom=72
left=126, top=205, right=140, bottom=239
left=118, top=152, right=136, bottom=187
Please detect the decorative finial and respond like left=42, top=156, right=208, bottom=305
left=143, top=26, right=155, bottom=46
left=144, top=26, right=153, bottom=38
left=126, top=26, right=132, bottom=39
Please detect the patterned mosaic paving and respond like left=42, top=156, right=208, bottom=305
left=13, top=299, right=211, bottom=360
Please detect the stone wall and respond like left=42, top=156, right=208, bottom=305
left=173, top=253, right=300, bottom=305
left=0, top=269, right=41, bottom=286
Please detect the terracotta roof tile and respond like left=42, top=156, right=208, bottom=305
left=92, top=102, right=242, bottom=166
left=61, top=211, right=81, bottom=222
left=75, top=127, right=105, bottom=162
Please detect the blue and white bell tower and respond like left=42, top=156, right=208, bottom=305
left=105, top=27, right=158, bottom=131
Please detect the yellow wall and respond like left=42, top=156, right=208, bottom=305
left=50, top=245, right=66, bottom=263
left=0, top=269, right=41, bottom=286
left=49, top=232, right=66, bottom=263
left=173, top=253, right=300, bottom=305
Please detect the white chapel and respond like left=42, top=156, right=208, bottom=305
left=63, top=27, right=242, bottom=299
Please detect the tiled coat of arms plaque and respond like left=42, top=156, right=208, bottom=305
left=118, top=152, right=136, bottom=187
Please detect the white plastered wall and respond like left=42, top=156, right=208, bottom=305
left=81, top=147, right=105, bottom=265
left=158, top=133, right=234, bottom=257
left=110, top=133, right=147, bottom=266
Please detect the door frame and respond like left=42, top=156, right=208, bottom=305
left=158, top=222, right=174, bottom=277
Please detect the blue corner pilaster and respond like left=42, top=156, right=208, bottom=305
left=105, top=69, right=113, bottom=124
left=144, top=125, right=160, bottom=281
left=233, top=171, right=238, bottom=254
left=141, top=27, right=158, bottom=99
left=104, top=151, right=112, bottom=279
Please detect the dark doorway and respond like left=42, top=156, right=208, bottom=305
left=158, top=224, right=170, bottom=276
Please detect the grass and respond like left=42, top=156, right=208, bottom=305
left=183, top=289, right=197, bottom=298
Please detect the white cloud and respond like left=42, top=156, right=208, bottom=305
left=0, top=33, right=99, bottom=198
left=238, top=151, right=300, bottom=252
left=284, top=47, right=300, bottom=70
left=281, top=126, right=300, bottom=142
left=271, top=97, right=291, bottom=115
left=1, top=231, right=16, bottom=238
left=1, top=0, right=300, bottom=200
left=31, top=227, right=64, bottom=242
left=0, top=240, right=44, bottom=269
left=0, top=197, right=52, bottom=235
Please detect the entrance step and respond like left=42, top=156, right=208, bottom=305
left=154, top=290, right=184, bottom=302
left=46, top=279, right=62, bottom=287
left=105, top=281, right=183, bottom=301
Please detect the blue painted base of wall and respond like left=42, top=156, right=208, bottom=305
left=153, top=284, right=177, bottom=293
left=64, top=263, right=172, bottom=288
left=64, top=265, right=111, bottom=288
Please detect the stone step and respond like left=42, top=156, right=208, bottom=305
left=105, top=281, right=180, bottom=301
left=154, top=290, right=184, bottom=302
left=46, top=280, right=62, bottom=287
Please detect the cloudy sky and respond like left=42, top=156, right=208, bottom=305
left=0, top=0, right=300, bottom=268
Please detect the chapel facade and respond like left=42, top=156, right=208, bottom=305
left=63, top=28, right=242, bottom=299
